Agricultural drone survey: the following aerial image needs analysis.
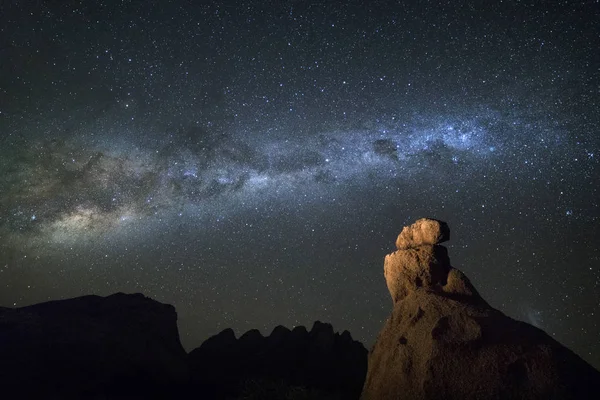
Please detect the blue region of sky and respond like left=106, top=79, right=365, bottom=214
left=0, top=0, right=598, bottom=368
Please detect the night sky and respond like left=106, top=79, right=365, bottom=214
left=1, top=1, right=599, bottom=368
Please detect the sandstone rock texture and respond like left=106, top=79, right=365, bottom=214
left=395, top=218, right=450, bottom=250
left=362, top=218, right=600, bottom=400
left=0, top=293, right=189, bottom=399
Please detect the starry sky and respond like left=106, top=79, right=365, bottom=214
left=1, top=0, right=599, bottom=367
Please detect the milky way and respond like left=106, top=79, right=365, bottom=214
left=1, top=110, right=517, bottom=244
left=1, top=0, right=598, bottom=368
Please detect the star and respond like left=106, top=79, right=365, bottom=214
left=0, top=0, right=598, bottom=370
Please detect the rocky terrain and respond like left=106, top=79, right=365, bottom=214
left=361, top=218, right=600, bottom=400
left=189, top=321, right=366, bottom=399
left=0, top=293, right=190, bottom=398
left=1, top=217, right=599, bottom=399
left=0, top=293, right=365, bottom=399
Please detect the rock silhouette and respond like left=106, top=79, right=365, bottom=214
left=188, top=320, right=367, bottom=399
left=2, top=219, right=598, bottom=399
left=361, top=218, right=600, bottom=400
left=0, top=292, right=366, bottom=399
left=0, top=293, right=189, bottom=399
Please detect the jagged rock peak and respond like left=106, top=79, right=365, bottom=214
left=310, top=320, right=335, bottom=336
left=395, top=217, right=450, bottom=250
left=189, top=321, right=368, bottom=399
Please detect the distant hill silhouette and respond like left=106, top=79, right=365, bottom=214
left=0, top=293, right=366, bottom=399
left=0, top=293, right=189, bottom=398
left=188, top=321, right=367, bottom=399
left=1, top=218, right=599, bottom=399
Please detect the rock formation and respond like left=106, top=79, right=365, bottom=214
left=189, top=321, right=368, bottom=399
left=361, top=218, right=600, bottom=400
left=0, top=292, right=189, bottom=399
left=394, top=217, right=450, bottom=250
left=0, top=291, right=367, bottom=399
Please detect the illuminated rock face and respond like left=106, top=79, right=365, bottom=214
left=362, top=219, right=600, bottom=400
left=384, top=245, right=452, bottom=303
left=394, top=218, right=450, bottom=250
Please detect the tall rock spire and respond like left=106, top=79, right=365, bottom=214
left=362, top=218, right=600, bottom=400
left=384, top=218, right=480, bottom=304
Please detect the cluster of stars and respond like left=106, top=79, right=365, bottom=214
left=0, top=0, right=598, bottom=369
